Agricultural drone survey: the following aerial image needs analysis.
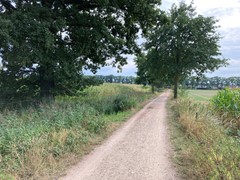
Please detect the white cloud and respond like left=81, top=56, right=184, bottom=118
left=206, top=59, right=240, bottom=77
left=168, top=0, right=240, bottom=30
left=157, top=0, right=240, bottom=78
left=186, top=0, right=240, bottom=12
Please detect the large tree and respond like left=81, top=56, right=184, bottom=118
left=143, top=2, right=228, bottom=98
left=135, top=53, right=168, bottom=92
left=0, top=0, right=161, bottom=99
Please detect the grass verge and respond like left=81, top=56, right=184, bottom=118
left=168, top=91, right=240, bottom=179
left=0, top=84, right=158, bottom=179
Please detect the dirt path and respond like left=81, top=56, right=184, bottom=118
left=60, top=90, right=178, bottom=180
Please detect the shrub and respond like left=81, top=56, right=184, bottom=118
left=90, top=95, right=136, bottom=114
left=74, top=84, right=149, bottom=115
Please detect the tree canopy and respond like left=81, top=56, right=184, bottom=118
left=138, top=2, right=228, bottom=98
left=0, top=0, right=162, bottom=99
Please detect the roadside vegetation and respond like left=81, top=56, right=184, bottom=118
left=0, top=83, right=156, bottom=179
left=0, top=0, right=235, bottom=179
left=212, top=88, right=240, bottom=136
left=170, top=89, right=240, bottom=179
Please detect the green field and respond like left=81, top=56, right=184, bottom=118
left=187, top=89, right=219, bottom=102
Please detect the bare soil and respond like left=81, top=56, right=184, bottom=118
left=60, top=90, right=178, bottom=180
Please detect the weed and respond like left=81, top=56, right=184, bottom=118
left=170, top=95, right=240, bottom=179
left=0, top=84, right=155, bottom=179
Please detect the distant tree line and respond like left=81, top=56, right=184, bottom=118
left=94, top=75, right=136, bottom=84
left=182, top=76, right=240, bottom=89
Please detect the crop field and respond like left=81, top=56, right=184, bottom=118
left=187, top=89, right=219, bottom=102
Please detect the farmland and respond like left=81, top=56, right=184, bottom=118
left=187, top=89, right=219, bottom=102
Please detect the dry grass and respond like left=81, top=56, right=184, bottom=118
left=169, top=93, right=240, bottom=179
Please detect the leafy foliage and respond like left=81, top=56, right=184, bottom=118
left=135, top=53, right=169, bottom=93
left=139, top=2, right=228, bottom=98
left=0, top=0, right=161, bottom=98
left=212, top=88, right=240, bottom=135
left=135, top=54, right=152, bottom=85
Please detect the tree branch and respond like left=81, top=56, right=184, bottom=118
left=0, top=0, right=16, bottom=11
left=64, top=0, right=99, bottom=10
left=0, top=0, right=99, bottom=12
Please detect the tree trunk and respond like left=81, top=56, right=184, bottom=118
left=151, top=84, right=155, bottom=93
left=174, top=75, right=179, bottom=99
left=39, top=64, right=55, bottom=99
left=40, top=78, right=55, bottom=99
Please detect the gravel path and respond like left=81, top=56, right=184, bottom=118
left=60, top=90, right=178, bottom=180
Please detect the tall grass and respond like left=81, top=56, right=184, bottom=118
left=0, top=84, right=154, bottom=179
left=212, top=88, right=240, bottom=135
left=170, top=92, right=240, bottom=179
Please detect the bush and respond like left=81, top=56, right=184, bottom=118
left=90, top=95, right=136, bottom=114
left=113, top=95, right=135, bottom=112
left=74, top=84, right=149, bottom=115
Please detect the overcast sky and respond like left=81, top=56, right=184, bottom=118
left=85, top=0, right=240, bottom=77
